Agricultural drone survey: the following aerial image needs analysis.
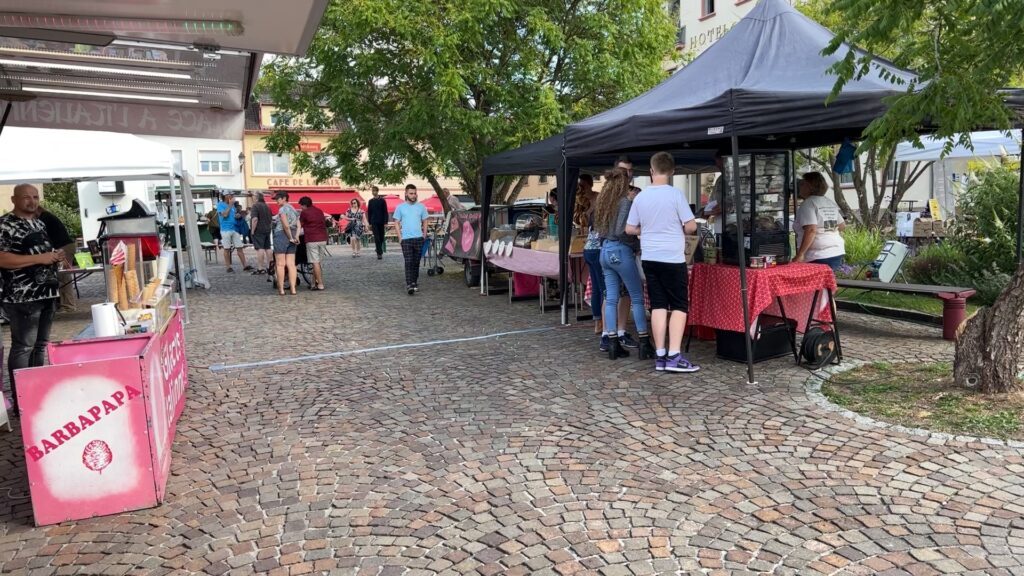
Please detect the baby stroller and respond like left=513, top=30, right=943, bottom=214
left=267, top=237, right=316, bottom=290
left=423, top=218, right=445, bottom=277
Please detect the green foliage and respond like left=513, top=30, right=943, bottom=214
left=43, top=182, right=79, bottom=210
left=904, top=241, right=1011, bottom=306
left=41, top=201, right=82, bottom=240
left=841, top=226, right=887, bottom=265
left=259, top=0, right=676, bottom=201
left=821, top=0, right=1024, bottom=151
left=949, top=164, right=1020, bottom=277
left=824, top=361, right=1024, bottom=440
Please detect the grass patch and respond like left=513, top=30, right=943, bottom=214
left=822, top=362, right=1024, bottom=440
left=836, top=289, right=981, bottom=317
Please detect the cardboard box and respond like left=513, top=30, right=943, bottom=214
left=912, top=218, right=934, bottom=237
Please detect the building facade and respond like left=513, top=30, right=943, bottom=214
left=243, top=100, right=461, bottom=216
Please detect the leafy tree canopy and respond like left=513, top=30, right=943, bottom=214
left=820, top=0, right=1024, bottom=152
left=259, top=0, right=676, bottom=201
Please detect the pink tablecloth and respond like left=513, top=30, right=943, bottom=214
left=489, top=248, right=560, bottom=278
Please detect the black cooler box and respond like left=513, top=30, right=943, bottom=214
left=716, top=314, right=796, bottom=363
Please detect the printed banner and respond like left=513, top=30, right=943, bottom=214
left=17, top=358, right=156, bottom=526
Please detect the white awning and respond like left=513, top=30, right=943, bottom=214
left=0, top=126, right=173, bottom=184
left=895, top=131, right=1022, bottom=162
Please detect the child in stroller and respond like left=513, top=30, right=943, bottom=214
left=268, top=236, right=316, bottom=291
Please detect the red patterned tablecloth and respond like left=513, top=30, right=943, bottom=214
left=689, top=262, right=836, bottom=334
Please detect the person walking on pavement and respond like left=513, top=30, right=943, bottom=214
left=248, top=192, right=273, bottom=275
left=392, top=184, right=429, bottom=295
left=217, top=192, right=251, bottom=272
left=35, top=206, right=76, bottom=312
left=366, top=186, right=388, bottom=259
left=0, top=184, right=66, bottom=417
left=298, top=196, right=329, bottom=290
left=344, top=198, right=367, bottom=258
left=625, top=152, right=700, bottom=373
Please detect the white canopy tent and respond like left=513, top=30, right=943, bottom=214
left=895, top=130, right=1022, bottom=162
left=895, top=130, right=1023, bottom=218
left=0, top=126, right=210, bottom=321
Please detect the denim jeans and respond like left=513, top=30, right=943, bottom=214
left=583, top=248, right=603, bottom=319
left=4, top=298, right=57, bottom=413
left=600, top=241, right=647, bottom=335
left=810, top=255, right=845, bottom=272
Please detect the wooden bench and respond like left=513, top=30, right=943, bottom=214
left=836, top=279, right=975, bottom=341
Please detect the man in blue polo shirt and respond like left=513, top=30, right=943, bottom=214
left=216, top=192, right=251, bottom=273
left=392, top=184, right=429, bottom=295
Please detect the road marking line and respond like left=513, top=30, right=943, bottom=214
left=209, top=327, right=556, bottom=372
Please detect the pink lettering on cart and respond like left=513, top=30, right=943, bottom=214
left=24, top=385, right=142, bottom=462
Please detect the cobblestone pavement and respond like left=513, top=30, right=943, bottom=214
left=2, top=248, right=1023, bottom=576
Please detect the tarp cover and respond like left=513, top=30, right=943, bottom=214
left=0, top=127, right=174, bottom=184
left=564, top=0, right=921, bottom=155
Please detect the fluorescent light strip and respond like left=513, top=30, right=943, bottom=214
left=0, top=13, right=243, bottom=37
left=0, top=46, right=194, bottom=68
left=0, top=58, right=190, bottom=79
left=23, top=86, right=199, bottom=104
left=0, top=73, right=225, bottom=96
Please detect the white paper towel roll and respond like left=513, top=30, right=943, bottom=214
left=156, top=250, right=172, bottom=282
left=91, top=302, right=122, bottom=337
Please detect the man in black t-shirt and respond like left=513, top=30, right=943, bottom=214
left=36, top=207, right=76, bottom=312
left=0, top=184, right=66, bottom=417
left=366, top=186, right=389, bottom=259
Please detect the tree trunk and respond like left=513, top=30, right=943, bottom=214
left=955, top=263, right=1024, bottom=393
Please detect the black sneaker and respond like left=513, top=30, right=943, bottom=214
left=407, top=286, right=415, bottom=295
left=413, top=284, right=419, bottom=292
left=619, top=333, right=639, bottom=348
left=377, top=254, right=383, bottom=260
left=599, top=335, right=610, bottom=352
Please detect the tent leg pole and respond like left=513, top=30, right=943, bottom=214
left=1017, top=129, right=1023, bottom=264
left=0, top=102, right=11, bottom=138
left=169, top=175, right=189, bottom=324
left=731, top=132, right=756, bottom=385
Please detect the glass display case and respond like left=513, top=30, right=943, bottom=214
left=719, top=151, right=793, bottom=264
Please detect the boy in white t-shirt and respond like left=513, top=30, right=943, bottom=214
left=625, top=152, right=700, bottom=374
left=794, top=171, right=846, bottom=271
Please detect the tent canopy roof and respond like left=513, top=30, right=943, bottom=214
left=564, top=0, right=980, bottom=155
left=0, top=126, right=174, bottom=184
left=483, top=133, right=720, bottom=177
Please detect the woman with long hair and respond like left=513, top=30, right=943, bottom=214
left=573, top=174, right=605, bottom=336
left=345, top=198, right=367, bottom=257
left=594, top=167, right=653, bottom=360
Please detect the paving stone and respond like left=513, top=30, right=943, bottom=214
left=0, top=253, right=1022, bottom=574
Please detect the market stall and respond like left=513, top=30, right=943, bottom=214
left=555, top=0, right=1024, bottom=383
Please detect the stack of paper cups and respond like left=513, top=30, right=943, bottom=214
left=157, top=250, right=172, bottom=282
left=91, top=302, right=122, bottom=337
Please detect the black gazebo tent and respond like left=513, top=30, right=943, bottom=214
left=479, top=136, right=717, bottom=309
left=558, top=0, right=1024, bottom=384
